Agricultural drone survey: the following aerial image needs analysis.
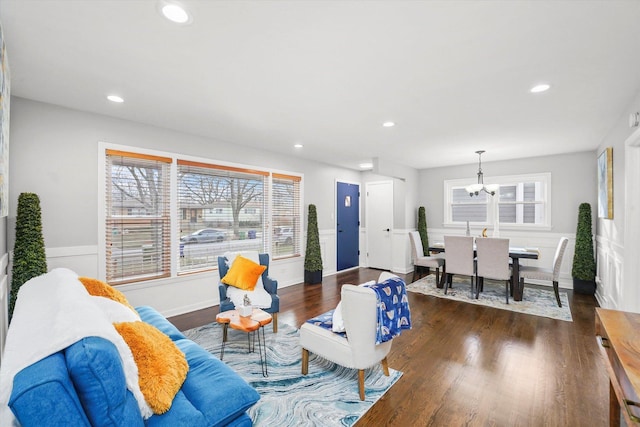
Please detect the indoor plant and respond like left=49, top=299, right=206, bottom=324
left=304, top=204, right=323, bottom=284
left=417, top=206, right=429, bottom=255
left=572, top=202, right=596, bottom=294
left=9, top=192, right=48, bottom=321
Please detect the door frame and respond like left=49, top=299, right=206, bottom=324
left=336, top=179, right=361, bottom=272
left=623, top=127, right=640, bottom=312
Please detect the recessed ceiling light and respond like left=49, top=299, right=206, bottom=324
left=382, top=121, right=395, bottom=127
left=161, top=2, right=191, bottom=24
left=530, top=83, right=550, bottom=93
left=107, top=95, right=124, bottom=103
left=294, top=143, right=303, bottom=148
left=359, top=162, right=373, bottom=169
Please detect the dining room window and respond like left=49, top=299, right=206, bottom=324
left=444, top=173, right=551, bottom=229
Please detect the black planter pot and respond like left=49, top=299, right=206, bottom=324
left=573, top=278, right=596, bottom=295
left=304, top=270, right=322, bottom=284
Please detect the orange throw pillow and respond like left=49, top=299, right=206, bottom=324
left=78, top=276, right=136, bottom=312
left=221, top=255, right=266, bottom=291
left=114, top=321, right=189, bottom=414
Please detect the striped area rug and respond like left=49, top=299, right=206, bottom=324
left=183, top=322, right=402, bottom=426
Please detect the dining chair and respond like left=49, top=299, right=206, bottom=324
left=518, top=237, right=569, bottom=307
left=443, top=236, right=475, bottom=296
left=408, top=231, right=445, bottom=285
left=475, top=237, right=511, bottom=303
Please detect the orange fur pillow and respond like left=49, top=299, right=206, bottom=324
left=221, top=255, right=266, bottom=291
left=114, top=321, right=189, bottom=414
left=78, top=276, right=136, bottom=312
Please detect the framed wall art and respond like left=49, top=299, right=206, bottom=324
left=597, top=147, right=613, bottom=219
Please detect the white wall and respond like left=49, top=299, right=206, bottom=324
left=596, top=89, right=640, bottom=312
left=8, top=97, right=371, bottom=317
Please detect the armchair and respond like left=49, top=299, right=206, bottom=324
left=299, top=272, right=407, bottom=401
left=218, top=252, right=280, bottom=332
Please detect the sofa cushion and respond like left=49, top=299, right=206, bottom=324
left=174, top=339, right=260, bottom=427
left=136, top=306, right=186, bottom=341
left=144, top=389, right=207, bottom=427
left=10, top=351, right=91, bottom=426
left=65, top=337, right=143, bottom=427
left=114, top=322, right=188, bottom=414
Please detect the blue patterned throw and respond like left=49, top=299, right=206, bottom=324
left=365, top=277, right=411, bottom=344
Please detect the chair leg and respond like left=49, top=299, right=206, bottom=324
left=553, top=280, right=562, bottom=307
left=435, top=268, right=440, bottom=286
left=358, top=369, right=365, bottom=401
left=475, top=276, right=481, bottom=299
left=272, top=312, right=278, bottom=333
left=505, top=280, right=510, bottom=304
left=301, top=348, right=309, bottom=375
left=412, top=267, right=417, bottom=283
left=444, top=274, right=451, bottom=294
left=381, top=357, right=390, bottom=376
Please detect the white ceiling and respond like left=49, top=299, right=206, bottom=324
left=2, top=0, right=640, bottom=171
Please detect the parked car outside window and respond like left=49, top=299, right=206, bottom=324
left=180, top=228, right=226, bottom=244
left=274, top=226, right=293, bottom=245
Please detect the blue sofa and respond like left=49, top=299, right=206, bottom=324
left=8, top=306, right=260, bottom=427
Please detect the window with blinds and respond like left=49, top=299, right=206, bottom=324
left=105, top=150, right=171, bottom=284
left=272, top=173, right=302, bottom=258
left=177, top=160, right=269, bottom=274
left=444, top=173, right=550, bottom=228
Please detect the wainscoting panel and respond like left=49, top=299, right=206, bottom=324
left=595, top=234, right=624, bottom=310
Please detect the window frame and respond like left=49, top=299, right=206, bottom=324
left=443, top=172, right=551, bottom=230
left=99, top=142, right=303, bottom=285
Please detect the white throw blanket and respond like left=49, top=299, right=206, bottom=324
left=0, top=268, right=153, bottom=426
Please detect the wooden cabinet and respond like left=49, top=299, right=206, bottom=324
left=595, top=308, right=640, bottom=425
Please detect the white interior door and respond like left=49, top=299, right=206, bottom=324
left=366, top=181, right=393, bottom=270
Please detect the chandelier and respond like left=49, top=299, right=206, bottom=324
left=465, top=150, right=499, bottom=197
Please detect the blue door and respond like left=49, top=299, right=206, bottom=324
left=337, top=182, right=359, bottom=271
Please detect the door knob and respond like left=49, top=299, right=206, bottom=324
left=383, top=228, right=390, bottom=232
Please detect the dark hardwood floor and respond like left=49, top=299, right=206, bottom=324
left=169, top=268, right=608, bottom=426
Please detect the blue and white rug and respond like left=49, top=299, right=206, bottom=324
left=407, top=274, right=573, bottom=322
left=183, top=322, right=402, bottom=426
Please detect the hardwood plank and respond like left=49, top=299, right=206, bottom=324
left=168, top=268, right=608, bottom=426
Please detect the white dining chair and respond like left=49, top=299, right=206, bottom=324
left=518, top=237, right=569, bottom=307
left=443, top=236, right=475, bottom=296
left=408, top=231, right=445, bottom=285
left=475, top=237, right=511, bottom=303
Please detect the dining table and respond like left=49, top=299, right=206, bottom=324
left=428, top=243, right=539, bottom=301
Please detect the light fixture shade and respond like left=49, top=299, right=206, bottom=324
left=466, top=183, right=484, bottom=194
left=485, top=184, right=500, bottom=193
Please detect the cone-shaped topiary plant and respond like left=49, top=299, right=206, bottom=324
left=9, top=193, right=47, bottom=321
left=417, top=206, right=429, bottom=256
left=572, top=202, right=596, bottom=282
left=304, top=204, right=322, bottom=284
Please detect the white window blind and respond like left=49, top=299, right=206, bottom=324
left=105, top=150, right=171, bottom=284
left=271, top=173, right=302, bottom=258
left=177, top=160, right=269, bottom=273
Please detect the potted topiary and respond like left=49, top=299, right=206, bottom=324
left=304, top=204, right=323, bottom=284
left=417, top=206, right=429, bottom=255
left=9, top=193, right=48, bottom=321
left=572, top=202, right=596, bottom=294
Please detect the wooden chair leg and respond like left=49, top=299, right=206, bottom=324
left=358, top=369, right=365, bottom=401
left=301, top=348, right=309, bottom=375
left=272, top=312, right=278, bottom=333
left=381, top=357, right=390, bottom=376
left=435, top=268, right=440, bottom=286
left=412, top=267, right=417, bottom=283
left=505, top=280, right=510, bottom=304
left=437, top=265, right=446, bottom=289
left=444, top=274, right=451, bottom=294
left=553, top=280, right=562, bottom=307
